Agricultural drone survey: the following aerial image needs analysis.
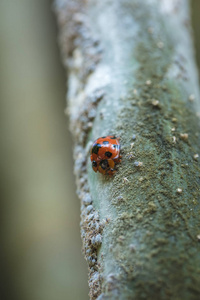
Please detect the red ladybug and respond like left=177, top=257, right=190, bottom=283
left=90, top=135, right=121, bottom=175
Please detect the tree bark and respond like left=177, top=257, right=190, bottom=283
left=54, top=0, right=200, bottom=299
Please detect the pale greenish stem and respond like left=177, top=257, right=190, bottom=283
left=55, top=0, right=200, bottom=299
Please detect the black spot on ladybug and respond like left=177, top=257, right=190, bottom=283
left=92, top=143, right=101, bottom=154
left=103, top=141, right=109, bottom=145
left=92, top=161, right=97, bottom=167
left=101, top=136, right=106, bottom=139
left=100, top=159, right=108, bottom=170
left=105, top=151, right=112, bottom=158
left=110, top=136, right=117, bottom=139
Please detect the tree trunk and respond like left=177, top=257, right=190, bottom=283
left=54, top=0, right=200, bottom=299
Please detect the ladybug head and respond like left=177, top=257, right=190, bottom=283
left=100, top=159, right=109, bottom=170
left=92, top=161, right=98, bottom=172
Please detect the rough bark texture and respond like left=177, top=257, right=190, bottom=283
left=54, top=0, right=200, bottom=299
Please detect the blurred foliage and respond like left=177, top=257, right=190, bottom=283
left=0, top=1, right=199, bottom=300
left=0, top=0, right=88, bottom=300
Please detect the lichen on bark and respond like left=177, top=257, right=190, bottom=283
left=55, top=0, right=200, bottom=299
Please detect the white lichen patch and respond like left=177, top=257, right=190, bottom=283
left=126, top=152, right=135, bottom=160
left=134, top=161, right=143, bottom=167
left=130, top=142, right=135, bottom=149
left=189, top=94, right=195, bottom=102
left=123, top=177, right=129, bottom=184
left=172, top=136, right=176, bottom=144
left=180, top=133, right=188, bottom=141
left=172, top=117, right=177, bottom=123
left=151, top=99, right=160, bottom=107
left=146, top=79, right=152, bottom=85
left=160, top=0, right=179, bottom=14
left=193, top=154, right=199, bottom=161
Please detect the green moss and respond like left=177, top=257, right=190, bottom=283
left=86, top=1, right=200, bottom=299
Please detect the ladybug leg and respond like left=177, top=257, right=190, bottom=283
left=98, top=165, right=106, bottom=175
left=107, top=160, right=115, bottom=177
left=92, top=166, right=98, bottom=172
left=107, top=169, right=116, bottom=176
left=113, top=157, right=121, bottom=164
left=108, top=159, right=115, bottom=169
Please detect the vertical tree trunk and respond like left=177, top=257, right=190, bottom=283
left=55, top=0, right=200, bottom=299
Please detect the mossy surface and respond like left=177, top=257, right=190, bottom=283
left=87, top=1, right=200, bottom=299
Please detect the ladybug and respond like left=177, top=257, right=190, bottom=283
left=90, top=135, right=121, bottom=175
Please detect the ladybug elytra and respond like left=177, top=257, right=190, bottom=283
left=90, top=135, right=121, bottom=175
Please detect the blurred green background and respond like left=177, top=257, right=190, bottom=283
left=0, top=0, right=88, bottom=299
left=0, top=1, right=199, bottom=300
